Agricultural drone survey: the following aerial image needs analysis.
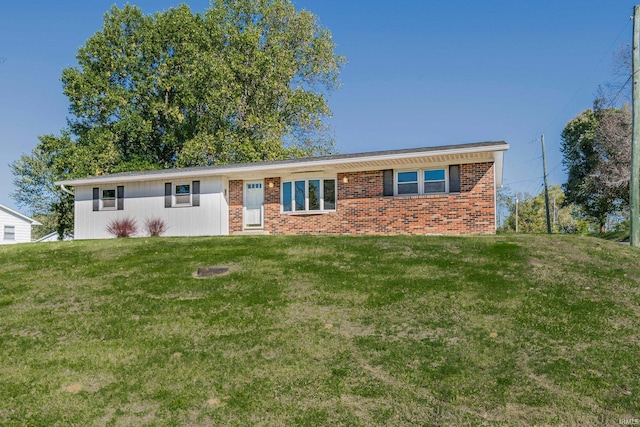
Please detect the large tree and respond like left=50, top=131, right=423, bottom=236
left=64, top=0, right=343, bottom=170
left=593, top=102, right=631, bottom=199
left=10, top=134, right=76, bottom=238
left=12, top=0, right=344, bottom=234
left=560, top=102, right=630, bottom=233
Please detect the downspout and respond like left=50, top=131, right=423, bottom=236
left=493, top=151, right=505, bottom=233
left=60, top=184, right=75, bottom=196
left=493, top=152, right=499, bottom=233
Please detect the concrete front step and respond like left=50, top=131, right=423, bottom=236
left=233, top=230, right=271, bottom=236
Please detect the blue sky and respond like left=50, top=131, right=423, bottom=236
left=0, top=0, right=636, bottom=213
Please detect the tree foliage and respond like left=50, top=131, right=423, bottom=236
left=500, top=186, right=588, bottom=234
left=559, top=41, right=633, bottom=234
left=560, top=101, right=630, bottom=233
left=10, top=134, right=75, bottom=239
left=605, top=45, right=631, bottom=106
left=12, top=1, right=344, bottom=234
left=61, top=1, right=343, bottom=172
left=593, top=102, right=631, bottom=195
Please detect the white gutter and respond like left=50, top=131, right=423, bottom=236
left=494, top=151, right=504, bottom=188
left=60, top=184, right=75, bottom=196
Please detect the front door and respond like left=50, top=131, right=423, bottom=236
left=244, top=181, right=264, bottom=229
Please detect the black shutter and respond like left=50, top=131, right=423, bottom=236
left=117, top=186, right=124, bottom=210
left=165, top=183, right=172, bottom=208
left=383, top=169, right=394, bottom=196
left=192, top=181, right=200, bottom=207
left=93, top=187, right=99, bottom=211
left=449, top=165, right=461, bottom=193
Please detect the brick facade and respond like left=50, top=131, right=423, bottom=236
left=229, top=179, right=244, bottom=232
left=229, top=162, right=496, bottom=235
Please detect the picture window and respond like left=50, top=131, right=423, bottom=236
left=282, top=178, right=337, bottom=213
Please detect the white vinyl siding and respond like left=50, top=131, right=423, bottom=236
left=0, top=208, right=35, bottom=244
left=74, top=177, right=228, bottom=239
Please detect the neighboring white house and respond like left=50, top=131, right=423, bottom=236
left=0, top=204, right=41, bottom=244
left=35, top=232, right=73, bottom=243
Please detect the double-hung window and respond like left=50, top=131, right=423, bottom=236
left=101, top=188, right=116, bottom=209
left=4, top=226, right=15, bottom=241
left=165, top=181, right=200, bottom=208
left=423, top=169, right=446, bottom=193
left=175, top=184, right=192, bottom=206
left=396, top=168, right=448, bottom=195
left=93, top=186, right=124, bottom=211
left=282, top=178, right=336, bottom=213
left=397, top=172, right=419, bottom=195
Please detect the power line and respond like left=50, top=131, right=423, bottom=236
left=507, top=16, right=632, bottom=200
left=505, top=178, right=542, bottom=187
left=509, top=156, right=543, bottom=170
left=546, top=159, right=564, bottom=176
left=606, top=73, right=632, bottom=108
left=527, top=16, right=633, bottom=144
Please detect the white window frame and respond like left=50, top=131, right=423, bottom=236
left=4, top=225, right=15, bottom=240
left=100, top=187, right=117, bottom=211
left=423, top=168, right=448, bottom=194
left=281, top=178, right=337, bottom=213
left=396, top=171, right=419, bottom=195
left=395, top=168, right=448, bottom=196
left=173, top=182, right=192, bottom=207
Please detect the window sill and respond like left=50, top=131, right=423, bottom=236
left=282, top=210, right=335, bottom=216
left=386, top=192, right=457, bottom=198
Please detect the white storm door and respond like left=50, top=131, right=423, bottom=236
left=244, top=181, right=264, bottom=228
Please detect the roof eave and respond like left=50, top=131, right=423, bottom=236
left=55, top=142, right=509, bottom=187
left=0, top=204, right=41, bottom=225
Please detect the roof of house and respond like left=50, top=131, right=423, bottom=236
left=56, top=140, right=509, bottom=187
left=35, top=231, right=73, bottom=242
left=0, top=203, right=42, bottom=225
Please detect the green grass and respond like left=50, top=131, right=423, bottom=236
left=593, top=229, right=630, bottom=242
left=1, top=234, right=639, bottom=426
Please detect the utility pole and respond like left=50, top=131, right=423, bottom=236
left=541, top=134, right=552, bottom=234
left=631, top=5, right=640, bottom=246
left=515, top=193, right=519, bottom=233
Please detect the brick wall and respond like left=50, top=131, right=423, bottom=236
left=229, top=162, right=496, bottom=235
left=229, top=179, right=243, bottom=233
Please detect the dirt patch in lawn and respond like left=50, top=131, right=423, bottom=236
left=193, top=263, right=241, bottom=278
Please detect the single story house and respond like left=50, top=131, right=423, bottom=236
left=0, top=203, right=41, bottom=244
left=56, top=141, right=508, bottom=239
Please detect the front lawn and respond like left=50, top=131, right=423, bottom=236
left=1, top=235, right=638, bottom=425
